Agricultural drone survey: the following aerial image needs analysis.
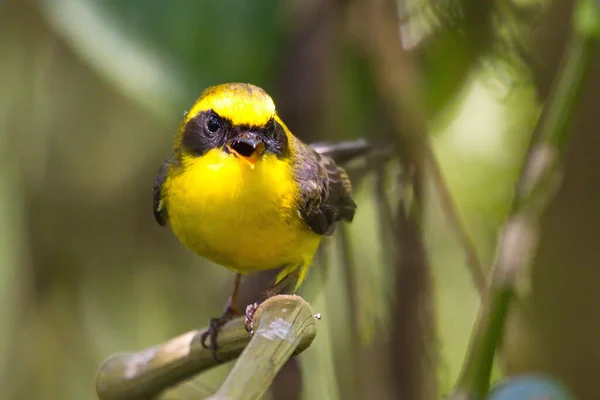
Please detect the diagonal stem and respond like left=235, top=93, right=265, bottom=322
left=450, top=1, right=600, bottom=398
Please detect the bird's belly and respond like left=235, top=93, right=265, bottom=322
left=165, top=155, right=321, bottom=272
left=169, top=199, right=320, bottom=272
left=173, top=210, right=318, bottom=272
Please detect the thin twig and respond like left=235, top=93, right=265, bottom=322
left=450, top=1, right=600, bottom=398
left=347, top=0, right=487, bottom=299
left=350, top=0, right=439, bottom=398
left=334, top=223, right=362, bottom=400
left=427, top=149, right=487, bottom=297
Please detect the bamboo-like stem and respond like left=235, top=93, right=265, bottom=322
left=206, top=295, right=317, bottom=400
left=95, top=317, right=249, bottom=400
left=450, top=1, right=600, bottom=399
left=96, top=295, right=318, bottom=400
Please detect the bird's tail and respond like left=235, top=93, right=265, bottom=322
left=309, top=139, right=373, bottom=164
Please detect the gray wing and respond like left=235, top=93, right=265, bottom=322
left=153, top=155, right=173, bottom=226
left=296, top=142, right=356, bottom=236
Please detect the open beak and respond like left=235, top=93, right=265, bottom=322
left=226, top=132, right=265, bottom=167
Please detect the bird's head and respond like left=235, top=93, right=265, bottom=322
left=175, top=83, right=291, bottom=168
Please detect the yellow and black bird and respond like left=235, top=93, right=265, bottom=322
left=153, top=83, right=359, bottom=352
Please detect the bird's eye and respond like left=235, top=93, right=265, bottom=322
left=206, top=114, right=221, bottom=134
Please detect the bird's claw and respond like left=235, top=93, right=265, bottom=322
left=200, top=308, right=236, bottom=361
left=244, top=302, right=259, bottom=334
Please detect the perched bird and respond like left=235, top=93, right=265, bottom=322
left=153, top=83, right=359, bottom=353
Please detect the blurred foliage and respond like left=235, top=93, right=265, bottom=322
left=3, top=0, right=599, bottom=399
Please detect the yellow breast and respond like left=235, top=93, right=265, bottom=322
left=163, top=149, right=321, bottom=273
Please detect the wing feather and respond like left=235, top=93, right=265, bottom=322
left=153, top=155, right=173, bottom=226
left=295, top=140, right=357, bottom=236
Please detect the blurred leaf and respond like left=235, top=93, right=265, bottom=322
left=39, top=0, right=288, bottom=119
left=0, top=157, right=23, bottom=395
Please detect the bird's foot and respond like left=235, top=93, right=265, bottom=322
left=244, top=302, right=260, bottom=334
left=200, top=306, right=237, bottom=361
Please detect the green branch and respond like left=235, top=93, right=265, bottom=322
left=450, top=1, right=600, bottom=399
left=96, top=295, right=318, bottom=400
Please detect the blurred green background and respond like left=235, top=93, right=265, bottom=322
left=1, top=0, right=599, bottom=399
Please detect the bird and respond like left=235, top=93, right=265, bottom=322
left=153, top=82, right=360, bottom=355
